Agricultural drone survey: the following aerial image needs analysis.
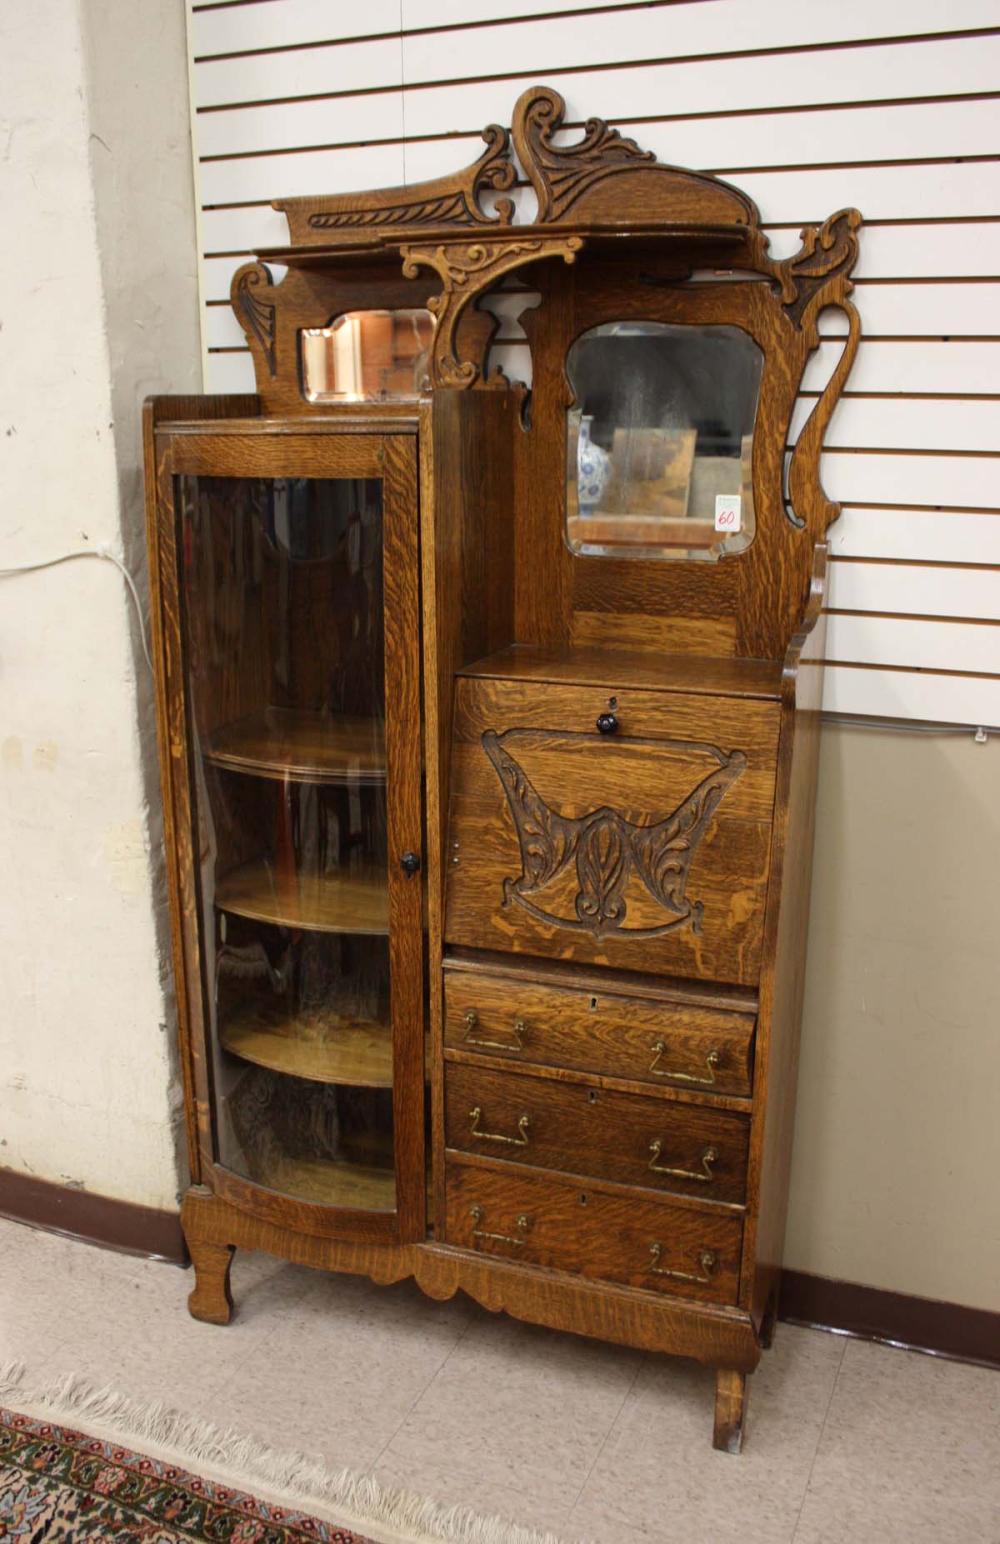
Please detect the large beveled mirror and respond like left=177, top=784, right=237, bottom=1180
left=565, top=321, right=764, bottom=562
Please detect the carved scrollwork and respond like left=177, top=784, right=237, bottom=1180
left=231, top=263, right=277, bottom=378
left=767, top=209, right=863, bottom=532
left=284, top=124, right=516, bottom=241
left=768, top=208, right=862, bottom=331
left=482, top=729, right=746, bottom=939
left=787, top=297, right=861, bottom=533
left=401, top=236, right=582, bottom=388
left=512, top=86, right=656, bottom=223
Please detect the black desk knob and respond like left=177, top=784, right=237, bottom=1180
left=596, top=713, right=619, bottom=736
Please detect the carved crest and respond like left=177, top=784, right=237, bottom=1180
left=232, top=81, right=862, bottom=464
left=512, top=85, right=758, bottom=231
left=513, top=86, right=656, bottom=223
left=483, top=730, right=746, bottom=939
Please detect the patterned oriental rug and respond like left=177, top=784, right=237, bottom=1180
left=0, top=1364, right=568, bottom=1544
left=0, top=1405, right=364, bottom=1541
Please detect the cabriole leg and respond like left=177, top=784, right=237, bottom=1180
left=186, top=1236, right=235, bottom=1325
left=713, top=1367, right=749, bottom=1453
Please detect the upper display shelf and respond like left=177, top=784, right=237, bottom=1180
left=228, top=80, right=860, bottom=429
left=264, top=85, right=760, bottom=261
left=255, top=224, right=748, bottom=269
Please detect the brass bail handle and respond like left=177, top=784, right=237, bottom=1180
left=470, top=1204, right=532, bottom=1248
left=649, top=1040, right=720, bottom=1085
left=648, top=1141, right=718, bottom=1183
left=469, top=1106, right=531, bottom=1147
left=649, top=1244, right=717, bottom=1284
left=463, top=1008, right=527, bottom=1053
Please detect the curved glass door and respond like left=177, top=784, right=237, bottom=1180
left=177, top=470, right=399, bottom=1212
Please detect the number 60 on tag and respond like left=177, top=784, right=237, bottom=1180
left=714, top=494, right=742, bottom=533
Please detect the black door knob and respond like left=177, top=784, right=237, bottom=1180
left=400, top=851, right=421, bottom=877
left=596, top=713, right=619, bottom=736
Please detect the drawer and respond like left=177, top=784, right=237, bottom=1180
left=444, top=967, right=754, bottom=1097
left=445, top=1063, right=749, bottom=1204
left=446, top=1161, right=742, bottom=1305
left=445, top=677, right=779, bottom=985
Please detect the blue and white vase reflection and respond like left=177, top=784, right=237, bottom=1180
left=576, top=414, right=610, bottom=510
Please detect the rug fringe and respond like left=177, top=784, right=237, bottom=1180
left=0, top=1360, right=583, bottom=1544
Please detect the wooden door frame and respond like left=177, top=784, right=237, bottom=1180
left=148, top=419, right=425, bottom=1246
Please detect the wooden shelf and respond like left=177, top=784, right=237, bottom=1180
left=567, top=514, right=718, bottom=550
left=220, top=1005, right=393, bottom=1087
left=217, top=859, right=388, bottom=935
left=205, top=707, right=385, bottom=785
left=248, top=1152, right=396, bottom=1211
left=459, top=644, right=783, bottom=701
left=257, top=222, right=747, bottom=268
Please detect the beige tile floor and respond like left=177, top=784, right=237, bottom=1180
left=1, top=1216, right=998, bottom=1543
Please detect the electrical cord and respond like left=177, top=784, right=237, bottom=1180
left=0, top=553, right=991, bottom=740
left=0, top=546, right=153, bottom=673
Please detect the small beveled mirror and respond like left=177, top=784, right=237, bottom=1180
left=566, top=322, right=764, bottom=561
left=302, top=308, right=434, bottom=402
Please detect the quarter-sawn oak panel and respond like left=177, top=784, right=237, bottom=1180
left=444, top=966, right=755, bottom=1096
left=445, top=1063, right=750, bottom=1204
left=445, top=1160, right=743, bottom=1306
left=445, top=678, right=780, bottom=984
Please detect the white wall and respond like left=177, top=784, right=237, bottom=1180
left=0, top=0, right=200, bottom=1208
left=1, top=2, right=997, bottom=1319
left=786, top=724, right=1000, bottom=1313
left=188, top=0, right=1000, bottom=728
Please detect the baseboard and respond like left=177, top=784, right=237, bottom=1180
left=1, top=1170, right=993, bottom=1364
left=779, top=1268, right=999, bottom=1369
left=0, top=1168, right=186, bottom=1266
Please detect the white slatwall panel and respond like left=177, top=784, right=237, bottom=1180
left=187, top=0, right=1000, bottom=724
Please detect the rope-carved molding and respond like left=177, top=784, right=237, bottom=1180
left=274, top=124, right=516, bottom=248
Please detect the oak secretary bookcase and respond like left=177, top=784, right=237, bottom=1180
left=144, top=87, right=861, bottom=1451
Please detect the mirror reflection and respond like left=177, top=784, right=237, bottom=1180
left=302, top=308, right=434, bottom=402
left=566, top=321, right=764, bottom=561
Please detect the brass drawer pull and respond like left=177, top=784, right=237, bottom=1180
left=469, top=1106, right=531, bottom=1146
left=648, top=1141, right=718, bottom=1183
left=649, top=1244, right=717, bottom=1284
left=470, top=1204, right=532, bottom=1248
left=649, top=1041, right=720, bottom=1085
left=463, top=1009, right=527, bottom=1053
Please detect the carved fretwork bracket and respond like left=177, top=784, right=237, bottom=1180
left=231, top=262, right=277, bottom=378
left=400, top=236, right=583, bottom=388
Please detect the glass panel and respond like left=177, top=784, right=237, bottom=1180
left=176, top=473, right=396, bottom=1212
left=301, top=309, right=434, bottom=402
left=565, top=322, right=764, bottom=562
